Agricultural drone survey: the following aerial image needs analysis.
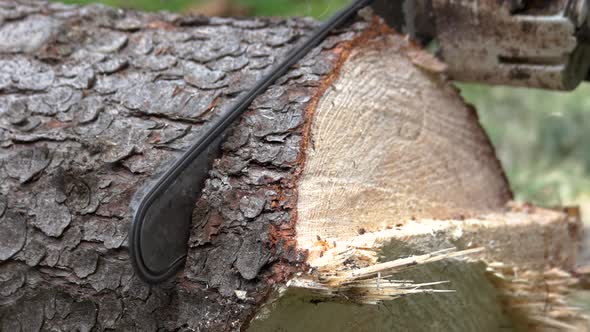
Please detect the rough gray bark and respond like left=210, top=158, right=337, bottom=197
left=0, top=1, right=368, bottom=330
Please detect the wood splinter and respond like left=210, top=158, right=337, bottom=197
left=287, top=247, right=483, bottom=304
left=253, top=208, right=586, bottom=331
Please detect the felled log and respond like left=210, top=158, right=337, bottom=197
left=0, top=1, right=584, bottom=331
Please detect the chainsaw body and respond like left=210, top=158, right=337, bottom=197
left=377, top=0, right=590, bottom=90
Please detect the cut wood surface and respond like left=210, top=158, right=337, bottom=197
left=296, top=30, right=511, bottom=247
left=0, top=1, right=583, bottom=331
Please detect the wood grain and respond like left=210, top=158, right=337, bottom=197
left=297, top=34, right=512, bottom=247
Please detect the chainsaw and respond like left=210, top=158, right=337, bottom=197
left=129, top=0, right=590, bottom=283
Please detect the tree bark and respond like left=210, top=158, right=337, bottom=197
left=0, top=1, right=583, bottom=331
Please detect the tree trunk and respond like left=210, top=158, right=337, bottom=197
left=0, top=1, right=583, bottom=331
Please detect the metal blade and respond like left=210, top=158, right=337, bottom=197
left=129, top=0, right=375, bottom=284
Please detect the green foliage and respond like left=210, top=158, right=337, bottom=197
left=54, top=0, right=349, bottom=17
left=459, top=83, right=590, bottom=205
left=236, top=0, right=348, bottom=19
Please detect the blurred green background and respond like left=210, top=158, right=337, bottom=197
left=55, top=0, right=590, bottom=215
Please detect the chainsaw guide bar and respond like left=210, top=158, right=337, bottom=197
left=129, top=0, right=376, bottom=284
